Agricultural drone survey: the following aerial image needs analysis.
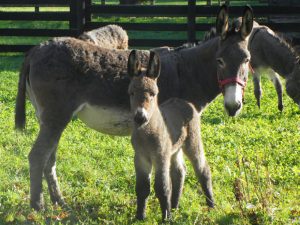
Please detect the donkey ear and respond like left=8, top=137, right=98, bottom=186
left=240, top=5, right=253, bottom=40
left=216, top=5, right=229, bottom=40
left=146, top=51, right=161, bottom=79
left=127, top=50, right=141, bottom=78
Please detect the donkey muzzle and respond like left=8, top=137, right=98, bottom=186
left=224, top=84, right=243, bottom=117
left=134, top=107, right=148, bottom=126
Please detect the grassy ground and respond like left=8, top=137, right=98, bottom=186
left=0, top=1, right=299, bottom=224
left=0, top=51, right=299, bottom=224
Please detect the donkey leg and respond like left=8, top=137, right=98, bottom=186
left=183, top=125, right=214, bottom=208
left=154, top=157, right=171, bottom=221
left=44, top=151, right=66, bottom=207
left=29, top=123, right=66, bottom=210
left=269, top=70, right=283, bottom=111
left=170, top=150, right=186, bottom=209
left=29, top=105, right=72, bottom=211
left=134, top=153, right=152, bottom=220
left=253, top=72, right=262, bottom=108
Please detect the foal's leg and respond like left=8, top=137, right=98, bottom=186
left=170, top=150, right=186, bottom=209
left=154, top=155, right=172, bottom=221
left=253, top=71, right=262, bottom=108
left=134, top=152, right=152, bottom=220
left=183, top=123, right=214, bottom=208
left=268, top=70, right=283, bottom=111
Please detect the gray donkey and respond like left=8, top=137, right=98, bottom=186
left=204, top=22, right=300, bottom=111
left=15, top=5, right=254, bottom=211
left=234, top=19, right=300, bottom=111
left=78, top=24, right=128, bottom=50
left=128, top=50, right=213, bottom=221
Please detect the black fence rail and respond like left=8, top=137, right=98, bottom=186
left=0, top=0, right=300, bottom=52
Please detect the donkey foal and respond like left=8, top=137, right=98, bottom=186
left=128, top=50, right=214, bottom=221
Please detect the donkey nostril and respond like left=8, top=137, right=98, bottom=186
left=134, top=114, right=147, bottom=125
left=225, top=101, right=242, bottom=117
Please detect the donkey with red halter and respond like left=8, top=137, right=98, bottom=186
left=203, top=21, right=300, bottom=111
left=15, top=5, right=254, bottom=211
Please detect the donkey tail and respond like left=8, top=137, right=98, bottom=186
left=15, top=52, right=30, bottom=130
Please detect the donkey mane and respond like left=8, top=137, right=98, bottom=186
left=265, top=28, right=300, bottom=60
left=204, top=20, right=299, bottom=60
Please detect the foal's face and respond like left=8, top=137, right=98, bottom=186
left=215, top=6, right=253, bottom=116
left=127, top=50, right=161, bottom=126
left=128, top=77, right=159, bottom=126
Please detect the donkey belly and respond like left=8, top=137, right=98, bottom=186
left=77, top=104, right=132, bottom=136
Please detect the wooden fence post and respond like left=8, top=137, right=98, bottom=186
left=85, top=0, right=92, bottom=24
left=187, top=0, right=196, bottom=43
left=70, top=0, right=85, bottom=36
left=35, top=5, right=39, bottom=12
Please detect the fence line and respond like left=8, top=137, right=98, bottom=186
left=0, top=0, right=299, bottom=52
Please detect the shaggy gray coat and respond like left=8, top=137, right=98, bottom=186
left=78, top=24, right=128, bottom=50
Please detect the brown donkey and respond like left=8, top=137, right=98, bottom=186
left=128, top=50, right=213, bottom=221
left=15, top=5, right=253, bottom=211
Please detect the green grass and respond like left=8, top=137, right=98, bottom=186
left=0, top=51, right=299, bottom=224
left=0, top=0, right=299, bottom=223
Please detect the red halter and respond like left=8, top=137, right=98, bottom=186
left=217, top=63, right=253, bottom=97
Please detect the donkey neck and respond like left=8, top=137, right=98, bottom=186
left=136, top=106, right=166, bottom=137
left=250, top=27, right=297, bottom=77
left=176, top=38, right=221, bottom=111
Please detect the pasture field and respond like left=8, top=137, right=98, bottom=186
left=0, top=53, right=299, bottom=224
left=0, top=1, right=299, bottom=223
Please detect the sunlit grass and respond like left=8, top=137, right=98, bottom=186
left=0, top=52, right=299, bottom=224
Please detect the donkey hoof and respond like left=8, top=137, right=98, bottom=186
left=161, top=211, right=171, bottom=222
left=136, top=213, right=146, bottom=220
left=55, top=200, right=70, bottom=211
left=256, top=102, right=261, bottom=109
left=30, top=202, right=45, bottom=211
left=278, top=104, right=283, bottom=112
left=206, top=199, right=215, bottom=208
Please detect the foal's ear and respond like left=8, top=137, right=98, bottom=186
left=240, top=5, right=253, bottom=40
left=127, top=50, right=141, bottom=78
left=216, top=5, right=229, bottom=40
left=146, top=51, right=161, bottom=79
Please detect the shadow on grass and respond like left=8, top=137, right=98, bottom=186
left=0, top=54, right=24, bottom=71
left=216, top=212, right=241, bottom=225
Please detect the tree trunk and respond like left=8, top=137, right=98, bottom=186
left=207, top=0, right=212, bottom=5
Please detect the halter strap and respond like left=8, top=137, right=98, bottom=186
left=218, top=77, right=246, bottom=89
left=218, top=66, right=250, bottom=97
